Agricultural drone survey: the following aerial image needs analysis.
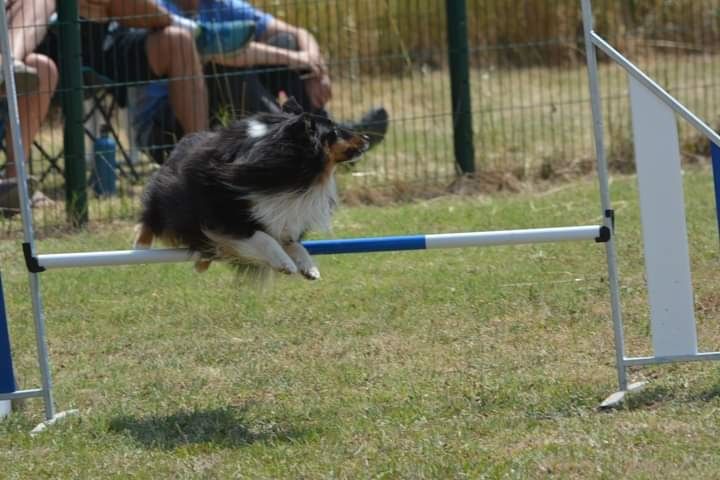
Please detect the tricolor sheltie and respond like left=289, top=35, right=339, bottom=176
left=134, top=99, right=370, bottom=280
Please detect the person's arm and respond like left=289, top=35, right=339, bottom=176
left=106, top=0, right=174, bottom=29
left=208, top=41, right=320, bottom=72
left=261, top=17, right=325, bottom=73
left=173, top=0, right=200, bottom=13
left=260, top=17, right=331, bottom=109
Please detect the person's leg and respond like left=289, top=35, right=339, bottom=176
left=145, top=26, right=209, bottom=133
left=5, top=0, right=54, bottom=62
left=94, top=21, right=223, bottom=123
left=4, top=52, right=57, bottom=177
left=144, top=101, right=183, bottom=164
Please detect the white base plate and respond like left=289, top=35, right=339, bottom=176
left=0, top=400, right=10, bottom=418
left=599, top=381, right=648, bottom=409
left=30, top=409, right=80, bottom=435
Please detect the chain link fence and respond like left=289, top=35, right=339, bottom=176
left=1, top=0, right=719, bottom=233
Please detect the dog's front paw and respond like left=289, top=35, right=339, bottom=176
left=283, top=241, right=319, bottom=280
left=301, top=266, right=321, bottom=280
left=273, top=259, right=298, bottom=275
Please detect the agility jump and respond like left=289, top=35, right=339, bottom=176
left=1, top=0, right=720, bottom=432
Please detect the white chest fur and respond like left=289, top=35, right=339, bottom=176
left=247, top=176, right=338, bottom=242
left=247, top=119, right=269, bottom=138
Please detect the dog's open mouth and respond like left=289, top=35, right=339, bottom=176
left=344, top=146, right=369, bottom=164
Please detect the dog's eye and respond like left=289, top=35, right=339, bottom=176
left=324, top=129, right=338, bottom=144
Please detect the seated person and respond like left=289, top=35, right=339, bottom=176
left=134, top=0, right=389, bottom=163
left=75, top=0, right=255, bottom=136
left=0, top=0, right=58, bottom=214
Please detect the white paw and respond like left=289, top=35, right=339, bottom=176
left=274, top=260, right=298, bottom=275
left=301, top=266, right=321, bottom=280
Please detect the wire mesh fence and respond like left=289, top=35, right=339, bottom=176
left=1, top=0, right=720, bottom=234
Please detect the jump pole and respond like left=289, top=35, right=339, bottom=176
left=34, top=226, right=609, bottom=269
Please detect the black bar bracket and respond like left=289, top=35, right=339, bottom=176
left=595, top=226, right=611, bottom=243
left=22, top=243, right=45, bottom=273
left=605, top=209, right=615, bottom=231
left=595, top=209, right=615, bottom=243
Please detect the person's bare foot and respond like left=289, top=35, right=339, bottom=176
left=31, top=190, right=54, bottom=208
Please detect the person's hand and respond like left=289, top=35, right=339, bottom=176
left=305, top=73, right=332, bottom=110
left=289, top=50, right=327, bottom=79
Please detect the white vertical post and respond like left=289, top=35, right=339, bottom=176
left=629, top=77, right=698, bottom=357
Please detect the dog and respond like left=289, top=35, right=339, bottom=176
left=133, top=98, right=370, bottom=280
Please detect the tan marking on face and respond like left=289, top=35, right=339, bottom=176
left=344, top=133, right=369, bottom=152
left=321, top=141, right=351, bottom=182
left=318, top=132, right=367, bottom=182
left=325, top=141, right=348, bottom=163
left=329, top=133, right=368, bottom=162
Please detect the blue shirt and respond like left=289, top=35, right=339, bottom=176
left=133, top=0, right=273, bottom=141
left=198, top=0, right=273, bottom=40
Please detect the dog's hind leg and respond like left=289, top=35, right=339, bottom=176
left=283, top=241, right=320, bottom=280
left=204, top=230, right=298, bottom=274
left=194, top=259, right=212, bottom=273
left=133, top=223, right=154, bottom=249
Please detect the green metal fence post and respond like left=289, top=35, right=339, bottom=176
left=58, top=0, right=87, bottom=226
left=445, top=0, right=476, bottom=174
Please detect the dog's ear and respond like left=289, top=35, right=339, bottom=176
left=285, top=114, right=317, bottom=141
left=304, top=115, right=317, bottom=135
left=281, top=96, right=304, bottom=115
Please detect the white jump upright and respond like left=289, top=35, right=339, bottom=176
left=629, top=77, right=697, bottom=357
left=582, top=0, right=720, bottom=406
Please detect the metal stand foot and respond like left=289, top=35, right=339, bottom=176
left=30, top=409, right=80, bottom=435
left=599, top=381, right=647, bottom=409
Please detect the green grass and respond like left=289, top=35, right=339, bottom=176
left=1, top=167, right=719, bottom=478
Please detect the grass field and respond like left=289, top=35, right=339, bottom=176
left=0, top=166, right=719, bottom=478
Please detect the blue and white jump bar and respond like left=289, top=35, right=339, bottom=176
left=35, top=225, right=609, bottom=270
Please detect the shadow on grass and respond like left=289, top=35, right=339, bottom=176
left=108, top=406, right=309, bottom=449
left=621, top=382, right=720, bottom=410
left=622, top=385, right=673, bottom=410
left=687, top=383, right=720, bottom=403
